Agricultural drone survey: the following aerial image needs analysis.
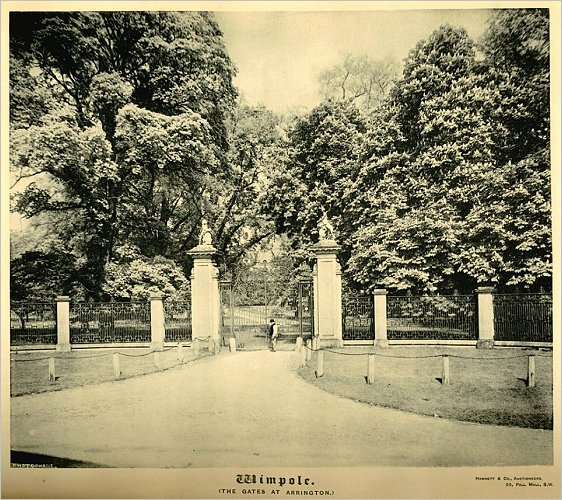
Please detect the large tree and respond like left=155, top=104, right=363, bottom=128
left=10, top=12, right=237, bottom=299
left=211, top=104, right=285, bottom=275
left=346, top=17, right=551, bottom=293
left=479, top=8, right=549, bottom=163
left=477, top=8, right=551, bottom=290
left=265, top=99, right=367, bottom=265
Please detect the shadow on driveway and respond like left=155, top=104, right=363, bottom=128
left=11, top=450, right=108, bottom=468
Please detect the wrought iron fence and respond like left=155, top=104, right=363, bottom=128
left=70, top=302, right=151, bottom=344
left=164, top=300, right=192, bottom=342
left=295, top=280, right=314, bottom=338
left=387, top=295, right=477, bottom=340
left=494, top=294, right=553, bottom=342
left=10, top=303, right=57, bottom=345
left=343, top=294, right=374, bottom=341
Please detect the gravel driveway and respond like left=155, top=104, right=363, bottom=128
left=10, top=350, right=552, bottom=467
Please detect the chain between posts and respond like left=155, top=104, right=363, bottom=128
left=11, top=339, right=213, bottom=362
left=15, top=344, right=550, bottom=363
left=302, top=343, right=552, bottom=360
left=299, top=344, right=548, bottom=388
left=12, top=342, right=215, bottom=390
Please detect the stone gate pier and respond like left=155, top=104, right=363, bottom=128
left=311, top=217, right=343, bottom=347
left=187, top=219, right=221, bottom=352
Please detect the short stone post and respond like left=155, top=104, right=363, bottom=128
left=113, top=353, right=121, bottom=378
left=310, top=216, right=343, bottom=348
left=316, top=350, right=324, bottom=378
left=192, top=338, right=200, bottom=357
left=188, top=221, right=221, bottom=353
left=312, top=335, right=319, bottom=351
left=367, top=354, right=375, bottom=384
left=177, top=343, right=184, bottom=362
left=300, top=343, right=307, bottom=367
left=528, top=355, right=536, bottom=388
left=306, top=340, right=312, bottom=361
left=154, top=350, right=162, bottom=369
left=296, top=337, right=303, bottom=352
left=48, top=357, right=56, bottom=382
left=476, top=287, right=495, bottom=349
left=442, top=355, right=450, bottom=385
left=229, top=337, right=237, bottom=353
left=373, top=289, right=388, bottom=348
left=55, top=296, right=71, bottom=352
left=150, top=293, right=165, bottom=351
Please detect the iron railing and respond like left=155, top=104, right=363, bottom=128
left=10, top=303, right=57, bottom=345
left=387, top=295, right=477, bottom=340
left=343, top=294, right=374, bottom=340
left=164, top=300, right=192, bottom=342
left=296, top=280, right=314, bottom=338
left=11, top=291, right=551, bottom=347
left=70, top=302, right=151, bottom=344
left=494, top=294, right=553, bottom=342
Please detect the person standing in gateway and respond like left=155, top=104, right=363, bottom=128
left=269, top=318, right=278, bottom=351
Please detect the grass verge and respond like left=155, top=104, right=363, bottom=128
left=297, top=345, right=552, bottom=429
left=10, top=347, right=213, bottom=396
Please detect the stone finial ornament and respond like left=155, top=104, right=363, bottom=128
left=318, top=214, right=335, bottom=241
left=199, top=218, right=213, bottom=245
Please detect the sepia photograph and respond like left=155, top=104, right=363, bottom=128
left=1, top=1, right=560, bottom=498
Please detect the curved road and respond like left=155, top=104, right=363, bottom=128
left=11, top=350, right=552, bottom=468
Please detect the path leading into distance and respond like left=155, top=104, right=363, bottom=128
left=10, top=350, right=552, bottom=468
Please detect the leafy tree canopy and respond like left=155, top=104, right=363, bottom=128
left=10, top=11, right=552, bottom=302
left=265, top=99, right=367, bottom=266
left=345, top=20, right=551, bottom=293
left=275, top=19, right=551, bottom=294
left=10, top=11, right=238, bottom=300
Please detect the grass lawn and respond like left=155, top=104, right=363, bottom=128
left=297, top=345, right=553, bottom=429
left=10, top=346, right=213, bottom=397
